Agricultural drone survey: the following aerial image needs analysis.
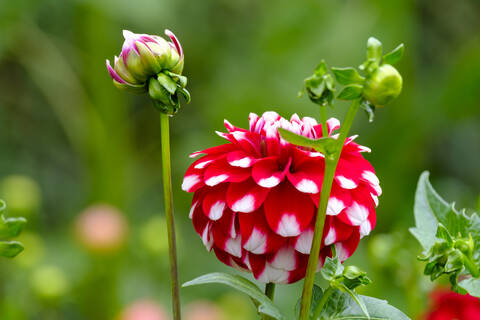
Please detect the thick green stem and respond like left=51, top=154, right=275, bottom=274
left=312, top=286, right=335, bottom=320
left=160, top=113, right=181, bottom=320
left=298, top=99, right=361, bottom=320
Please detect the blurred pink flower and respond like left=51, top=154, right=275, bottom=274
left=121, top=299, right=169, bottom=320
left=75, top=204, right=128, bottom=253
left=182, top=112, right=380, bottom=283
left=184, top=301, right=225, bottom=320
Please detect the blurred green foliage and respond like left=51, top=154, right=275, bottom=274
left=0, top=0, right=479, bottom=319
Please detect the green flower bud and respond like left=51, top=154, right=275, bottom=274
left=363, top=64, right=402, bottom=106
left=455, top=235, right=474, bottom=257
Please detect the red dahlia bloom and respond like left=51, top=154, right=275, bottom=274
left=182, top=112, right=381, bottom=283
left=424, top=288, right=480, bottom=320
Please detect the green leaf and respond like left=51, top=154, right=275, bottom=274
left=337, top=84, right=363, bottom=100
left=331, top=67, right=365, bottom=85
left=338, top=284, right=370, bottom=319
left=0, top=240, right=24, bottom=258
left=367, top=37, right=383, bottom=62
left=277, top=128, right=337, bottom=156
left=314, top=60, right=328, bottom=76
left=0, top=215, right=27, bottom=239
left=311, top=288, right=411, bottom=320
left=183, top=273, right=284, bottom=320
left=382, top=44, right=405, bottom=65
left=459, top=278, right=480, bottom=298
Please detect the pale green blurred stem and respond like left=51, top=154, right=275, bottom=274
left=298, top=99, right=361, bottom=320
left=160, top=113, right=182, bottom=320
left=463, top=254, right=480, bottom=278
left=262, top=283, right=276, bottom=320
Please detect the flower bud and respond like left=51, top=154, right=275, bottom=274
left=455, top=235, right=474, bottom=257
left=362, top=64, right=402, bottom=106
left=106, top=29, right=184, bottom=93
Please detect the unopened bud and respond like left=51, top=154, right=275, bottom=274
left=363, top=64, right=402, bottom=106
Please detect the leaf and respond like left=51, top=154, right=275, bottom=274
left=277, top=128, right=337, bottom=156
left=312, top=288, right=411, bottom=320
left=314, top=60, right=328, bottom=76
left=0, top=215, right=27, bottom=239
left=0, top=241, right=24, bottom=258
left=459, top=278, right=480, bottom=298
left=382, top=44, right=405, bottom=65
left=366, top=37, right=382, bottom=62
left=331, top=67, right=365, bottom=86
left=156, top=73, right=178, bottom=94
left=410, top=172, right=476, bottom=253
left=183, top=273, right=284, bottom=320
left=337, top=84, right=363, bottom=100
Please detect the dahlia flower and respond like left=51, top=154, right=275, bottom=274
left=424, top=288, right=480, bottom=320
left=106, top=30, right=184, bottom=93
left=182, top=112, right=381, bottom=284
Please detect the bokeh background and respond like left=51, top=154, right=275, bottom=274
left=1, top=0, right=479, bottom=319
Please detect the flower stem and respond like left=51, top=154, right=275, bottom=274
left=312, top=285, right=334, bottom=320
left=160, top=112, right=181, bottom=320
left=298, top=99, right=361, bottom=320
left=265, top=283, right=276, bottom=301
left=319, top=106, right=329, bottom=138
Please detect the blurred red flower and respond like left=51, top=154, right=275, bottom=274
left=182, top=112, right=380, bottom=283
left=424, top=288, right=480, bottom=320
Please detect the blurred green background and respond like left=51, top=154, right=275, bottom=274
left=0, top=0, right=479, bottom=319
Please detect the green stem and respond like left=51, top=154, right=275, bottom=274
left=298, top=99, right=361, bottom=320
left=463, top=255, right=480, bottom=278
left=265, top=283, right=276, bottom=301
left=319, top=107, right=329, bottom=138
left=312, top=286, right=335, bottom=320
left=160, top=112, right=181, bottom=320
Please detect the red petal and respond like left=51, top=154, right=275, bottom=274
left=335, top=231, right=360, bottom=262
left=323, top=216, right=354, bottom=246
left=326, top=183, right=352, bottom=215
left=334, top=158, right=360, bottom=189
left=213, top=208, right=237, bottom=238
left=266, top=245, right=299, bottom=271
left=182, top=166, right=204, bottom=192
left=338, top=184, right=375, bottom=227
left=202, top=185, right=228, bottom=220
left=238, top=210, right=286, bottom=254
left=212, top=228, right=243, bottom=258
left=190, top=143, right=236, bottom=158
left=204, top=159, right=250, bottom=186
left=252, top=157, right=290, bottom=188
left=287, top=158, right=324, bottom=194
left=226, top=179, right=270, bottom=213
left=227, top=150, right=256, bottom=168
left=264, top=182, right=315, bottom=237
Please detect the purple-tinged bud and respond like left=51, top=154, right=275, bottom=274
left=106, top=29, right=185, bottom=93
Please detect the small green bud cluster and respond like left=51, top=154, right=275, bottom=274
left=419, top=224, right=478, bottom=289
left=321, top=256, right=372, bottom=290
left=302, top=37, right=404, bottom=122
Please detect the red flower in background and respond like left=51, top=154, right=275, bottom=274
left=182, top=112, right=380, bottom=283
left=424, top=288, right=480, bottom=320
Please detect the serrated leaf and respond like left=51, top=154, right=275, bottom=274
left=331, top=67, right=365, bottom=86
left=0, top=215, right=27, bottom=239
left=278, top=128, right=337, bottom=156
left=310, top=288, right=410, bottom=320
left=183, top=272, right=284, bottom=320
left=410, top=172, right=478, bottom=254
left=459, top=278, right=480, bottom=298
left=0, top=241, right=24, bottom=258
left=337, top=84, right=363, bottom=100
left=382, top=44, right=404, bottom=65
